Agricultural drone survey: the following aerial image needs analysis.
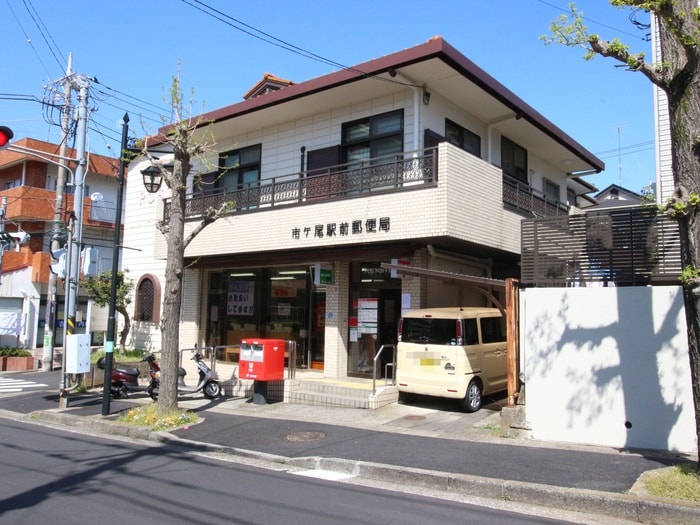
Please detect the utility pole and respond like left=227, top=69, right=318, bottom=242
left=58, top=73, right=90, bottom=409
left=0, top=197, right=5, bottom=285
left=42, top=54, right=72, bottom=372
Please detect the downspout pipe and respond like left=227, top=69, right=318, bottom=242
left=388, top=69, right=421, bottom=152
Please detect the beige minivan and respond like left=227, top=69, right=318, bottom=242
left=396, top=307, right=507, bottom=412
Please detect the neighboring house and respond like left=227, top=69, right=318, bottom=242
left=0, top=137, right=119, bottom=349
left=122, top=36, right=604, bottom=379
left=592, top=183, right=644, bottom=209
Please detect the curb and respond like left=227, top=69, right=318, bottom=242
left=21, top=409, right=700, bottom=525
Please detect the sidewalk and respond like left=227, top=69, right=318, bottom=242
left=9, top=389, right=698, bottom=525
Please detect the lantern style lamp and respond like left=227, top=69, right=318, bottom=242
left=141, top=164, right=163, bottom=193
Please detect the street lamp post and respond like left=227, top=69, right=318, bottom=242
left=101, top=113, right=129, bottom=416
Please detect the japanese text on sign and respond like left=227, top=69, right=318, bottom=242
left=228, top=280, right=255, bottom=316
left=292, top=217, right=390, bottom=240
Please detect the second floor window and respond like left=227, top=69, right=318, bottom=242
left=501, top=136, right=527, bottom=183
left=544, top=178, right=560, bottom=202
left=219, top=144, right=261, bottom=191
left=342, top=110, right=403, bottom=165
left=445, top=119, right=481, bottom=157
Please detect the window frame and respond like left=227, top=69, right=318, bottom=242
left=445, top=118, right=481, bottom=157
left=135, top=274, right=161, bottom=323
left=543, top=178, right=560, bottom=203
left=218, top=144, right=262, bottom=191
left=501, top=136, right=528, bottom=183
left=341, top=110, right=404, bottom=164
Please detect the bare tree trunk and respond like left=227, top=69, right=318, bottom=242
left=157, top=157, right=188, bottom=414
left=116, top=305, right=131, bottom=354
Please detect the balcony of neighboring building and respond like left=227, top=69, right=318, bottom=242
left=1, top=185, right=117, bottom=226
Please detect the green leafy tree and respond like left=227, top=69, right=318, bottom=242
left=544, top=1, right=700, bottom=466
left=82, top=270, right=134, bottom=354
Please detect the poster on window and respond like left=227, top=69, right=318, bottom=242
left=357, top=297, right=378, bottom=335
left=227, top=280, right=255, bottom=315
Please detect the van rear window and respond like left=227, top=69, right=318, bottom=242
left=400, top=318, right=459, bottom=345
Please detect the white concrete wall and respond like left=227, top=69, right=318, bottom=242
left=521, top=285, right=696, bottom=454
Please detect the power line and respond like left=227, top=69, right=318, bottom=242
left=595, top=140, right=655, bottom=157
left=21, top=0, right=65, bottom=73
left=3, top=0, right=53, bottom=78
left=180, top=0, right=422, bottom=89
left=0, top=93, right=42, bottom=103
left=536, top=0, right=650, bottom=42
left=91, top=80, right=170, bottom=115
left=91, top=85, right=165, bottom=120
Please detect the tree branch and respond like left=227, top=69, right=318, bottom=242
left=588, top=36, right=666, bottom=88
left=183, top=201, right=234, bottom=249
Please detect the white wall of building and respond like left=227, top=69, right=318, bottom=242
left=521, top=285, right=696, bottom=454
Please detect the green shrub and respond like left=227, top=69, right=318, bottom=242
left=91, top=349, right=148, bottom=363
left=0, top=347, right=32, bottom=357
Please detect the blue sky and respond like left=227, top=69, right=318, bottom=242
left=1, top=0, right=655, bottom=194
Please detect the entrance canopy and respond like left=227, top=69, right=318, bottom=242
left=381, top=262, right=520, bottom=406
left=379, top=263, right=507, bottom=315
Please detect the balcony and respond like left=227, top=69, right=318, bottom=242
left=167, top=145, right=569, bottom=222
left=503, top=174, right=569, bottom=218
left=0, top=185, right=117, bottom=226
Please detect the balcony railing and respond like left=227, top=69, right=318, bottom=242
left=503, top=174, right=569, bottom=218
left=89, top=200, right=117, bottom=223
left=164, top=144, right=570, bottom=221
left=169, top=148, right=437, bottom=221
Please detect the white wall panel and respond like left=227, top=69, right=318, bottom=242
left=521, top=286, right=696, bottom=454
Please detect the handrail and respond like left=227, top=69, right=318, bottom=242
left=372, top=344, right=396, bottom=395
left=179, top=346, right=216, bottom=371
left=287, top=340, right=297, bottom=380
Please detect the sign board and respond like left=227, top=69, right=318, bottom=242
left=313, top=263, right=333, bottom=285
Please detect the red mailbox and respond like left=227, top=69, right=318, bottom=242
left=239, top=338, right=286, bottom=381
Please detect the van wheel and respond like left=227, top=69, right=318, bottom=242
left=462, top=379, right=482, bottom=413
left=399, top=392, right=418, bottom=404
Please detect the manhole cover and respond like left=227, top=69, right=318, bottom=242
left=404, top=415, right=427, bottom=421
left=285, top=431, right=327, bottom=442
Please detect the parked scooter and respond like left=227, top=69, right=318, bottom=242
left=96, top=353, right=160, bottom=399
left=149, top=349, right=221, bottom=400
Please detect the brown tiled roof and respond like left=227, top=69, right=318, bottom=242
left=151, top=36, right=604, bottom=173
left=0, top=137, right=119, bottom=176
left=243, top=73, right=294, bottom=100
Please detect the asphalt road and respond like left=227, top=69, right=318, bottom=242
left=0, top=369, right=686, bottom=495
left=1, top=416, right=588, bottom=525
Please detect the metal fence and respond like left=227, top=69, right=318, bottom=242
left=521, top=207, right=682, bottom=287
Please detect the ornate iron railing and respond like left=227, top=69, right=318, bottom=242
left=503, top=174, right=569, bottom=218
left=164, top=145, right=571, bottom=222
left=165, top=148, right=437, bottom=221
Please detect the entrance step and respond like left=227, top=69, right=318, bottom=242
left=285, top=377, right=398, bottom=409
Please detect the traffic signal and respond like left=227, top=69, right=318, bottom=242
left=0, top=126, right=13, bottom=149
